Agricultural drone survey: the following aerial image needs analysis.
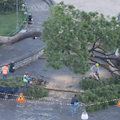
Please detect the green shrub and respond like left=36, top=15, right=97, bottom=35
left=23, top=85, right=48, bottom=99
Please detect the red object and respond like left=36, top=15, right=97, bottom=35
left=16, top=93, right=26, bottom=103
left=25, top=72, right=29, bottom=75
left=94, top=72, right=97, bottom=74
left=117, top=99, right=120, bottom=107
left=5, top=63, right=8, bottom=66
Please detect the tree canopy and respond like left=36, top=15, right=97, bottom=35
left=0, top=0, right=22, bottom=12
left=41, top=2, right=120, bottom=74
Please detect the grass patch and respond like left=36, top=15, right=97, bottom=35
left=0, top=12, right=25, bottom=36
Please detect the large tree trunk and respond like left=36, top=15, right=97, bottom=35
left=0, top=31, right=41, bottom=44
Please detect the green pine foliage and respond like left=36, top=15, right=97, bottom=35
left=41, top=2, right=120, bottom=74
left=23, top=85, right=48, bottom=99
left=0, top=0, right=23, bottom=12
left=78, top=77, right=120, bottom=112
left=0, top=76, right=48, bottom=99
left=0, top=76, right=22, bottom=88
left=77, top=85, right=119, bottom=112
left=79, top=77, right=120, bottom=90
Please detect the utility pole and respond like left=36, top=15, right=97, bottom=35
left=16, top=0, right=19, bottom=29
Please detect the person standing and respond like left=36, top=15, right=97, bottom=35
left=71, top=94, right=79, bottom=116
left=23, top=72, right=31, bottom=91
left=1, top=63, right=9, bottom=80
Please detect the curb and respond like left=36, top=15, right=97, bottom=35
left=44, top=0, right=56, bottom=6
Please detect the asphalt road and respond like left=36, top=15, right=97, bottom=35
left=0, top=58, right=117, bottom=120
left=0, top=98, right=120, bottom=120
left=54, top=0, right=120, bottom=17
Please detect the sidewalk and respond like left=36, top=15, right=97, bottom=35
left=54, top=0, right=120, bottom=17
left=0, top=99, right=120, bottom=120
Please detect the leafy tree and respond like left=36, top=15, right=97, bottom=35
left=0, top=0, right=23, bottom=12
left=0, top=2, right=120, bottom=76
left=41, top=2, right=120, bottom=74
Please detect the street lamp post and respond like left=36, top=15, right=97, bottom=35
left=16, top=0, right=18, bottom=29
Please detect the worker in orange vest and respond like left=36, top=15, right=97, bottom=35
left=1, top=63, right=9, bottom=80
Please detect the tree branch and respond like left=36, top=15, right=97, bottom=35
left=0, top=31, right=41, bottom=44
left=91, top=55, right=118, bottom=68
left=89, top=58, right=120, bottom=77
left=92, top=55, right=118, bottom=60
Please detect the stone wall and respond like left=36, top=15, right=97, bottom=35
left=44, top=0, right=55, bottom=6
left=15, top=49, right=44, bottom=69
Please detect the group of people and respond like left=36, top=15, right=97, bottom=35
left=1, top=63, right=31, bottom=91
left=1, top=62, right=100, bottom=115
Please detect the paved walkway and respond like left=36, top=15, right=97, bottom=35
left=54, top=0, right=120, bottom=17
left=0, top=99, right=120, bottom=120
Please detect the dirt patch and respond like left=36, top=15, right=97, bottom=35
left=45, top=74, right=81, bottom=99
left=45, top=75, right=80, bottom=91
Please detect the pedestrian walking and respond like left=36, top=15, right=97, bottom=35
left=70, top=94, right=80, bottom=116
left=1, top=63, right=9, bottom=80
left=23, top=72, right=31, bottom=91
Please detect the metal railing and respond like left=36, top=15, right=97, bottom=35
left=7, top=1, right=28, bottom=37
